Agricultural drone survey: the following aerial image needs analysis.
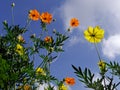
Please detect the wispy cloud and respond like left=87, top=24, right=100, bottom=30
left=67, top=36, right=81, bottom=47
left=57, top=0, right=120, bottom=59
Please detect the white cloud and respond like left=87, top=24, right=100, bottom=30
left=36, top=83, right=57, bottom=90
left=102, top=34, right=120, bottom=59
left=59, top=0, right=96, bottom=30
left=58, top=0, right=120, bottom=59
left=35, top=83, right=72, bottom=90
left=59, top=0, right=120, bottom=33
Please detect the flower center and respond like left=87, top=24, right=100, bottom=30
left=72, top=22, right=75, bottom=25
left=32, top=14, right=35, bottom=17
left=43, top=17, right=47, bottom=20
left=91, top=34, right=95, bottom=37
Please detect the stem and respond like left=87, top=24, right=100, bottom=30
left=94, top=43, right=101, bottom=60
left=36, top=59, right=44, bottom=71
left=11, top=7, right=14, bottom=25
left=39, top=29, right=44, bottom=39
left=14, top=83, right=16, bottom=90
left=94, top=43, right=108, bottom=89
left=24, top=19, right=31, bottom=29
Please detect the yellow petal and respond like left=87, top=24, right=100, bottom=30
left=88, top=26, right=94, bottom=34
left=93, top=26, right=100, bottom=34
left=84, top=30, right=91, bottom=36
left=94, top=38, right=101, bottom=43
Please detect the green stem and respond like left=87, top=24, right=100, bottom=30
left=24, top=19, right=31, bottom=29
left=94, top=43, right=101, bottom=61
left=94, top=43, right=107, bottom=89
left=11, top=7, right=14, bottom=25
left=14, top=83, right=16, bottom=90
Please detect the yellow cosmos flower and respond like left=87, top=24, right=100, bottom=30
left=59, top=84, right=68, bottom=90
left=84, top=26, right=104, bottom=43
left=36, top=67, right=46, bottom=75
left=98, top=60, right=106, bottom=72
left=15, top=44, right=24, bottom=55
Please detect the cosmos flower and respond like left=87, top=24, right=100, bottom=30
left=29, top=9, right=40, bottom=21
left=98, top=60, right=106, bottom=72
left=40, top=12, right=52, bottom=24
left=23, top=84, right=31, bottom=90
left=70, top=18, right=79, bottom=27
left=59, top=84, right=68, bottom=90
left=44, top=36, right=52, bottom=43
left=84, top=26, right=104, bottom=43
left=15, top=44, right=24, bottom=55
left=64, top=77, right=75, bottom=86
left=36, top=67, right=46, bottom=75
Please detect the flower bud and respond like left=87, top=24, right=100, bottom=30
left=98, top=60, right=106, bottom=74
left=49, top=47, right=54, bottom=52
left=58, top=46, right=62, bottom=50
left=11, top=2, right=15, bottom=7
left=67, top=28, right=71, bottom=32
left=3, top=20, right=7, bottom=25
left=17, top=35, right=25, bottom=43
left=30, top=34, right=36, bottom=38
left=52, top=19, right=56, bottom=22
left=53, top=29, right=56, bottom=33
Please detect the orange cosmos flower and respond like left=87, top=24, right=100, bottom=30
left=65, top=77, right=75, bottom=86
left=29, top=9, right=40, bottom=21
left=40, top=12, right=52, bottom=24
left=44, top=36, right=52, bottom=43
left=70, top=18, right=79, bottom=27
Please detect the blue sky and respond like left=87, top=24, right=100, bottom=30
left=1, top=0, right=120, bottom=90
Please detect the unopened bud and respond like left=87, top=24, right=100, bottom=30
left=53, top=19, right=56, bottom=22
left=49, top=47, right=54, bottom=52
left=67, top=28, right=71, bottom=32
left=30, top=34, right=36, bottom=38
left=58, top=46, right=62, bottom=49
left=3, top=20, right=7, bottom=24
left=53, top=29, right=56, bottom=33
left=17, top=35, right=25, bottom=43
left=11, top=2, right=15, bottom=7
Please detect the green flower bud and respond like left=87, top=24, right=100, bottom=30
left=11, top=2, right=15, bottom=7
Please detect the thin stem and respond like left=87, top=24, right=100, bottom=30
left=39, top=29, right=44, bottom=39
left=11, top=7, right=14, bottom=25
left=36, top=59, right=44, bottom=71
left=94, top=43, right=101, bottom=60
left=94, top=43, right=107, bottom=89
left=24, top=19, right=31, bottom=29
left=14, top=83, right=16, bottom=90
